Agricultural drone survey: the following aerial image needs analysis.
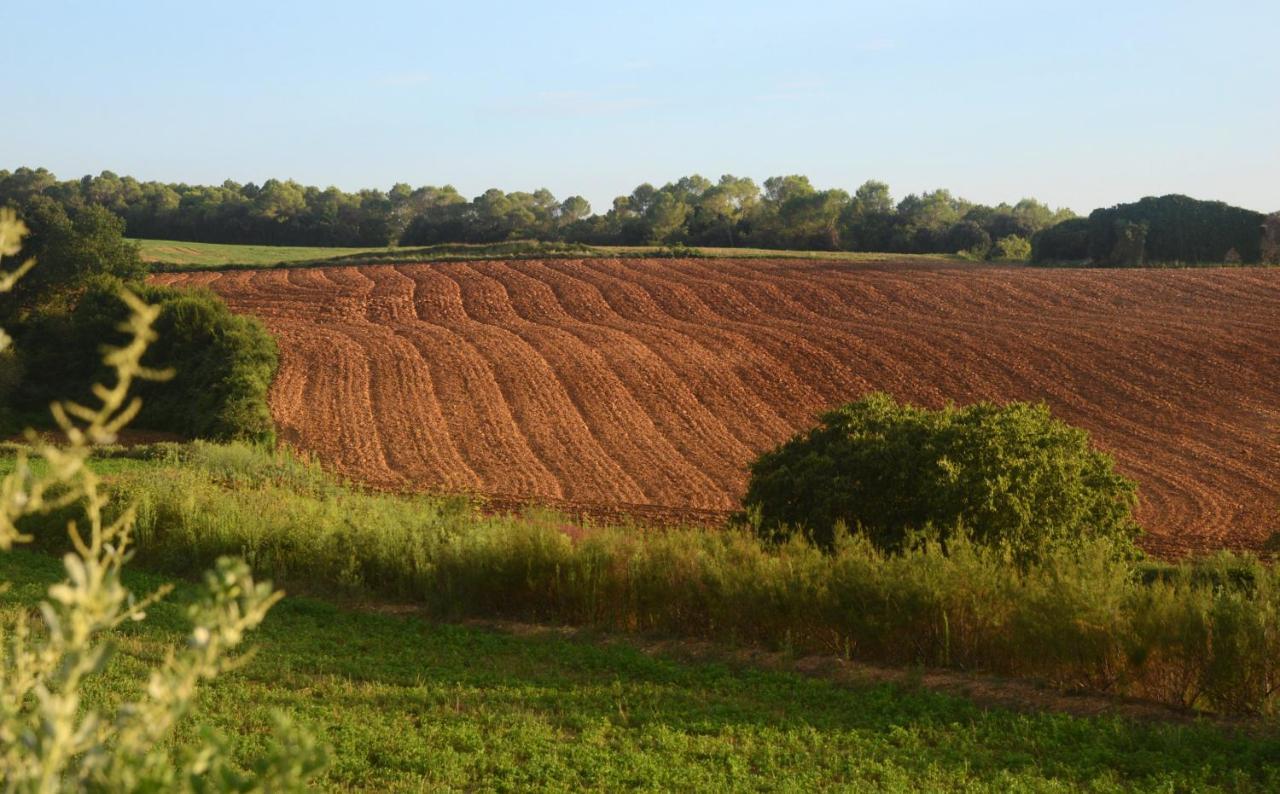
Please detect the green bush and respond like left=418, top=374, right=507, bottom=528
left=742, top=393, right=1141, bottom=557
left=15, top=278, right=278, bottom=442
left=992, top=234, right=1032, bottom=262
left=4, top=190, right=278, bottom=443
left=137, top=283, right=278, bottom=441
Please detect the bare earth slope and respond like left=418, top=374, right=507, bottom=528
left=155, top=259, right=1280, bottom=556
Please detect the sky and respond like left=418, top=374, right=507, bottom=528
left=4, top=0, right=1278, bottom=215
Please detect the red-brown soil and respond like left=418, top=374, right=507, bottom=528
left=154, top=259, right=1280, bottom=557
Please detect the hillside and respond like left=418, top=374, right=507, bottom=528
left=155, top=257, right=1280, bottom=556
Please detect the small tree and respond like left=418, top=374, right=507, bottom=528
left=744, top=393, right=1141, bottom=558
left=0, top=208, right=323, bottom=790
left=992, top=234, right=1032, bottom=262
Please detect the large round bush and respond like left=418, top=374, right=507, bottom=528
left=14, top=276, right=278, bottom=443
left=744, top=393, right=1140, bottom=556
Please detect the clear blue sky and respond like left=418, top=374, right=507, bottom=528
left=5, top=1, right=1277, bottom=214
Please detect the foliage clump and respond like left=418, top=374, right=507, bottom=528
left=4, top=200, right=278, bottom=443
left=1030, top=216, right=1091, bottom=263
left=742, top=393, right=1141, bottom=557
left=992, top=234, right=1032, bottom=261
left=1034, top=194, right=1266, bottom=266
left=17, top=279, right=277, bottom=442
left=1, top=199, right=144, bottom=314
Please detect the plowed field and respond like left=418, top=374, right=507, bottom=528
left=155, top=259, right=1280, bottom=556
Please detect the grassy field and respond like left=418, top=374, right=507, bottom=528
left=135, top=238, right=962, bottom=271
left=3, top=549, right=1278, bottom=791
left=135, top=239, right=396, bottom=267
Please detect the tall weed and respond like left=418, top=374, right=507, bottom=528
left=21, top=445, right=1278, bottom=717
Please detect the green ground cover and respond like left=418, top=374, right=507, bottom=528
left=135, top=239, right=394, bottom=267
left=2, top=549, right=1277, bottom=792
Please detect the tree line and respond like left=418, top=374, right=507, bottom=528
left=4, top=167, right=1274, bottom=265
left=0, top=167, right=1072, bottom=258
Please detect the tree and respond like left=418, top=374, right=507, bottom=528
left=627, top=183, right=658, bottom=216
left=892, top=190, right=969, bottom=253
left=669, top=174, right=712, bottom=202
left=843, top=180, right=896, bottom=251
left=762, top=174, right=814, bottom=205
left=754, top=176, right=817, bottom=247
left=778, top=189, right=849, bottom=250
left=557, top=195, right=592, bottom=226
left=946, top=220, right=992, bottom=258
left=644, top=192, right=691, bottom=244
left=1011, top=198, right=1058, bottom=233
left=6, top=200, right=145, bottom=315
left=1086, top=195, right=1264, bottom=265
left=1031, top=217, right=1090, bottom=263
left=253, top=179, right=307, bottom=223
left=693, top=175, right=759, bottom=246
left=0, top=167, right=57, bottom=206
left=851, top=180, right=894, bottom=215
left=1105, top=220, right=1148, bottom=267
left=897, top=189, right=965, bottom=230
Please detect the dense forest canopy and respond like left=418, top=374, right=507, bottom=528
left=1030, top=195, right=1274, bottom=266
left=0, top=166, right=1073, bottom=258
left=3, top=167, right=1274, bottom=265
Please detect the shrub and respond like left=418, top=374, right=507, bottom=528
left=137, top=283, right=279, bottom=441
left=656, top=242, right=705, bottom=258
left=742, top=393, right=1140, bottom=558
left=4, top=185, right=279, bottom=443
left=15, top=277, right=278, bottom=442
left=992, top=234, right=1032, bottom=262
